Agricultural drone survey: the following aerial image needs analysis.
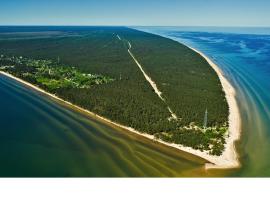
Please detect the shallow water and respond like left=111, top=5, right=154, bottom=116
left=136, top=27, right=270, bottom=176
left=0, top=75, right=210, bottom=177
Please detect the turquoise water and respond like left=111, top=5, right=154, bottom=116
left=136, top=27, right=270, bottom=176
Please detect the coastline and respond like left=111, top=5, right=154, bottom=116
left=187, top=46, right=241, bottom=169
left=0, top=47, right=241, bottom=169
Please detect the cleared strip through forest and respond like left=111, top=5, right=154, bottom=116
left=119, top=36, right=177, bottom=120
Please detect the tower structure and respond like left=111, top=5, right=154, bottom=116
left=203, top=108, right=208, bottom=130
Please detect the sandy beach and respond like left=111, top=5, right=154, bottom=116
left=0, top=48, right=241, bottom=169
left=186, top=46, right=241, bottom=169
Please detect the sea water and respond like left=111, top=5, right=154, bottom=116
left=0, top=74, right=205, bottom=177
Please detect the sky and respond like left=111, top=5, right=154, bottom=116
left=0, top=0, right=269, bottom=26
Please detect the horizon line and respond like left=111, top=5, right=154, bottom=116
left=0, top=25, right=270, bottom=28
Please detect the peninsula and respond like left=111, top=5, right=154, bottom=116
left=0, top=26, right=240, bottom=168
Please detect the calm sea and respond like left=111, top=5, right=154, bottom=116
left=0, top=75, right=206, bottom=177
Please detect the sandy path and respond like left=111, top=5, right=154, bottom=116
left=116, top=35, right=121, bottom=41
left=127, top=41, right=177, bottom=120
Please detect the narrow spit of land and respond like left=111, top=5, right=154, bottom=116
left=0, top=27, right=236, bottom=169
left=115, top=33, right=240, bottom=168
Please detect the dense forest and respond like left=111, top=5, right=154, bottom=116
left=119, top=28, right=228, bottom=126
left=0, top=26, right=229, bottom=155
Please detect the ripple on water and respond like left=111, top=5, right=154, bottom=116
left=0, top=75, right=206, bottom=177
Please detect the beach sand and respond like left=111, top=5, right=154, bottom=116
left=0, top=48, right=241, bottom=169
left=187, top=47, right=241, bottom=169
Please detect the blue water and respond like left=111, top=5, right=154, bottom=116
left=135, top=27, right=270, bottom=176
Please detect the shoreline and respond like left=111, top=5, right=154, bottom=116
left=0, top=47, right=241, bottom=169
left=186, top=46, right=242, bottom=169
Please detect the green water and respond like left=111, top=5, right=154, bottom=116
left=0, top=75, right=213, bottom=177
